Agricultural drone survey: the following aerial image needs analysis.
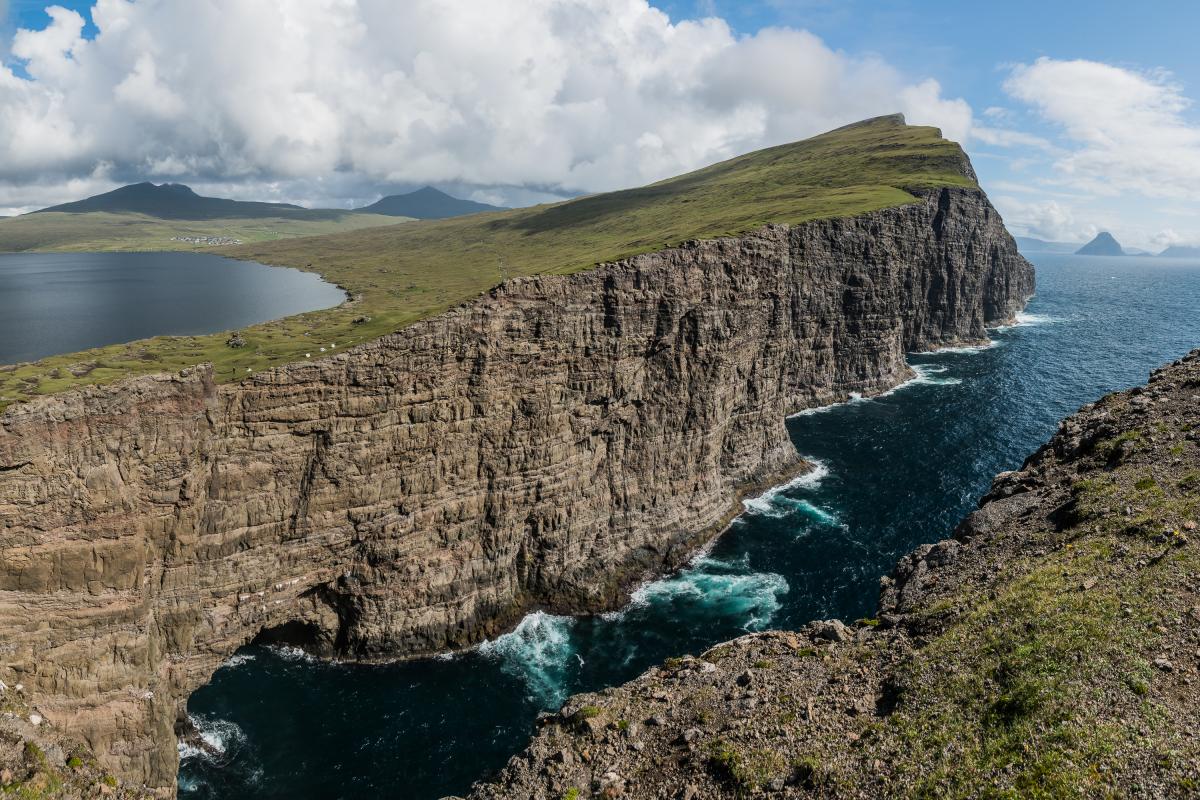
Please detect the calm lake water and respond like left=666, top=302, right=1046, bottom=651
left=0, top=252, right=345, bottom=364
left=181, top=252, right=1200, bottom=800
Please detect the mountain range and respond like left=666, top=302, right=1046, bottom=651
left=36, top=182, right=349, bottom=221
left=1, top=183, right=506, bottom=252
left=34, top=182, right=503, bottom=222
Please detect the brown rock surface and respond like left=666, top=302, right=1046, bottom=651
left=0, top=186, right=1031, bottom=793
left=470, top=351, right=1200, bottom=799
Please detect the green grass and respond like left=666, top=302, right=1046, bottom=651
left=706, top=739, right=789, bottom=795
left=874, top=442, right=1200, bottom=798
left=574, top=705, right=601, bottom=720
left=0, top=210, right=403, bottom=252
left=885, top=541, right=1148, bottom=798
left=0, top=115, right=977, bottom=409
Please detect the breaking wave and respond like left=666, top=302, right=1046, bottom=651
left=927, top=340, right=1003, bottom=354
left=265, top=645, right=319, bottom=664
left=477, top=611, right=577, bottom=707
left=788, top=392, right=866, bottom=418
left=178, top=713, right=247, bottom=764
left=631, top=556, right=789, bottom=632
left=878, top=364, right=963, bottom=397
left=990, top=311, right=1056, bottom=331
left=741, top=459, right=830, bottom=517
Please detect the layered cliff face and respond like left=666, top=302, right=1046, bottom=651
left=0, top=186, right=1031, bottom=793
left=470, top=351, right=1200, bottom=799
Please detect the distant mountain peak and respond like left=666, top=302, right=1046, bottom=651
left=32, top=182, right=327, bottom=221
left=1076, top=231, right=1125, bottom=256
left=358, top=187, right=506, bottom=219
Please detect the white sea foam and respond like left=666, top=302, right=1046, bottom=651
left=990, top=311, right=1055, bottom=331
left=740, top=459, right=829, bottom=517
left=477, top=611, right=576, bottom=706
left=791, top=361, right=966, bottom=418
left=266, top=645, right=319, bottom=664
left=631, top=558, right=788, bottom=631
left=926, top=339, right=1003, bottom=355
left=224, top=653, right=256, bottom=668
left=786, top=499, right=840, bottom=525
left=178, top=713, right=247, bottom=763
left=875, top=364, right=963, bottom=398
left=177, top=775, right=204, bottom=793
left=787, top=392, right=865, bottom=418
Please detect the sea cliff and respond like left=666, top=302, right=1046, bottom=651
left=469, top=351, right=1200, bottom=799
left=0, top=186, right=1031, bottom=793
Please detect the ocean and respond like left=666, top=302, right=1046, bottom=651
left=180, top=252, right=1200, bottom=799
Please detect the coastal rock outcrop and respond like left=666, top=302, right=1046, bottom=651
left=469, top=350, right=1200, bottom=799
left=0, top=186, right=1031, bottom=793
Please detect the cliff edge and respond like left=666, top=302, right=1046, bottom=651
left=470, top=350, right=1200, bottom=799
left=0, top=123, right=1031, bottom=795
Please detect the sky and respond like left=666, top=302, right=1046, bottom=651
left=2, top=1, right=1199, bottom=250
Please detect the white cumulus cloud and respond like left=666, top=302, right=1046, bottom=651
left=994, top=195, right=1082, bottom=242
left=0, top=0, right=973, bottom=210
left=1005, top=57, right=1200, bottom=200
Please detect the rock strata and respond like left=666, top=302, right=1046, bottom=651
left=470, top=350, right=1200, bottom=798
left=0, top=186, right=1031, bottom=793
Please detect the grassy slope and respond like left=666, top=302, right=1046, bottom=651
left=0, top=115, right=976, bottom=408
left=0, top=210, right=403, bottom=252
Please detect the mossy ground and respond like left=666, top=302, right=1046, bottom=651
left=0, top=689, right=149, bottom=800
left=0, top=116, right=975, bottom=410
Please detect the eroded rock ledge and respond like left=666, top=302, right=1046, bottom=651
left=0, top=187, right=1030, bottom=793
left=469, top=351, right=1200, bottom=799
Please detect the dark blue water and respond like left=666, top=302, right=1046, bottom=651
left=181, top=253, right=1200, bottom=800
left=0, top=252, right=345, bottom=364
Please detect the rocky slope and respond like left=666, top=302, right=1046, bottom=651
left=0, top=186, right=1031, bottom=794
left=0, top=681, right=152, bottom=799
left=469, top=351, right=1200, bottom=799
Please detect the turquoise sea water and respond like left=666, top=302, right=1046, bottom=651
left=180, top=252, right=1200, bottom=799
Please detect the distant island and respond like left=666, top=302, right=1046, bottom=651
left=1014, top=236, right=1079, bottom=254
left=1018, top=233, right=1200, bottom=258
left=358, top=186, right=506, bottom=219
left=1075, top=231, right=1125, bottom=256
left=1160, top=245, right=1200, bottom=258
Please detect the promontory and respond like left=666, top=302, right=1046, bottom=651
left=0, top=115, right=1034, bottom=796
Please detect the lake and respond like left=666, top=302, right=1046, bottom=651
left=0, top=252, right=346, bottom=364
left=180, top=251, right=1200, bottom=799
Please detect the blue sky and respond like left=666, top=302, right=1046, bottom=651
left=6, top=0, right=96, bottom=35
left=647, top=0, right=1200, bottom=249
left=2, top=1, right=1198, bottom=249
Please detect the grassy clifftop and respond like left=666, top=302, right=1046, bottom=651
left=0, top=114, right=977, bottom=408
